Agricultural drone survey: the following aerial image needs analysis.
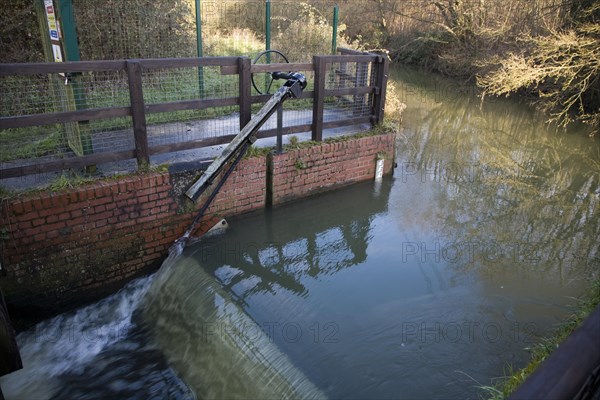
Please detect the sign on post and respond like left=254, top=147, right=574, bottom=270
left=42, top=0, right=86, bottom=157
left=44, top=0, right=65, bottom=64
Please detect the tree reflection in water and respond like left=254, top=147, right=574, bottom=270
left=392, top=65, right=599, bottom=280
left=186, top=179, right=392, bottom=303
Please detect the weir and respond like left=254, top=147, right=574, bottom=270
left=0, top=50, right=393, bottom=398
left=139, top=71, right=322, bottom=398
left=0, top=217, right=326, bottom=399
left=140, top=237, right=325, bottom=399
left=0, top=69, right=310, bottom=397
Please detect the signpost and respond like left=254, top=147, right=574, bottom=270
left=195, top=0, right=205, bottom=98
left=44, top=0, right=65, bottom=64
left=37, top=0, right=91, bottom=160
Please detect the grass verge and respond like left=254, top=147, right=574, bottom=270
left=480, top=277, right=600, bottom=399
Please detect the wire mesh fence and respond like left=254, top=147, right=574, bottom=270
left=0, top=53, right=386, bottom=189
left=142, top=66, right=240, bottom=147
left=200, top=1, right=342, bottom=61
left=73, top=0, right=197, bottom=60
left=3, top=1, right=344, bottom=64
left=324, top=60, right=375, bottom=123
left=0, top=64, right=244, bottom=163
left=0, top=69, right=135, bottom=162
left=270, top=2, right=340, bottom=62
left=1, top=75, right=72, bottom=163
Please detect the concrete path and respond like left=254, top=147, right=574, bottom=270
left=1, top=108, right=370, bottom=191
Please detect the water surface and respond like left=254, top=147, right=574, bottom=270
left=2, top=65, right=598, bottom=399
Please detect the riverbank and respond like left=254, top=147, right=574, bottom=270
left=342, top=1, right=600, bottom=135
left=482, top=277, right=600, bottom=399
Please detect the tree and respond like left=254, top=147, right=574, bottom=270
left=477, top=2, right=600, bottom=132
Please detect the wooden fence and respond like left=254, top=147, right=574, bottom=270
left=0, top=49, right=388, bottom=179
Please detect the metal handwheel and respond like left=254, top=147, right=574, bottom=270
left=251, top=49, right=290, bottom=95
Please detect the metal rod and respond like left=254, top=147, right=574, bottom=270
left=276, top=103, right=283, bottom=153
left=264, top=0, right=272, bottom=93
left=332, top=5, right=339, bottom=54
left=184, top=75, right=305, bottom=238
left=265, top=0, right=271, bottom=63
left=195, top=0, right=205, bottom=98
left=58, top=0, right=80, bottom=62
left=55, top=1, right=94, bottom=163
left=185, top=88, right=286, bottom=200
left=183, top=140, right=252, bottom=240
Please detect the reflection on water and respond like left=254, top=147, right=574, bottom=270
left=393, top=65, right=599, bottom=279
left=190, top=180, right=389, bottom=302
left=180, top=175, right=595, bottom=399
left=169, top=66, right=597, bottom=398
left=1, top=65, right=598, bottom=399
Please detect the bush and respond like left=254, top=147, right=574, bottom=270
left=477, top=3, right=600, bottom=133
left=0, top=0, right=44, bottom=62
left=272, top=3, right=355, bottom=62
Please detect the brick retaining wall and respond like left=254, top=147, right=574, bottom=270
left=270, top=134, right=394, bottom=205
left=0, top=133, right=395, bottom=324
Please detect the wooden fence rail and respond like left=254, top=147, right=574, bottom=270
left=0, top=49, right=388, bottom=179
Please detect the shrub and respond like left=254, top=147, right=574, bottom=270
left=477, top=3, right=600, bottom=133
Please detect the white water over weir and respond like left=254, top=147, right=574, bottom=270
left=1, top=225, right=325, bottom=399
left=143, top=231, right=325, bottom=399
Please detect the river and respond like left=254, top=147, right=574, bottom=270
left=1, top=65, right=598, bottom=399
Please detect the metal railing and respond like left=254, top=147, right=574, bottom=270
left=0, top=49, right=388, bottom=180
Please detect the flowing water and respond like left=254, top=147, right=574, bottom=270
left=1, top=65, right=599, bottom=399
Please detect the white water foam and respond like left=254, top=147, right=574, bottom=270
left=0, top=242, right=187, bottom=400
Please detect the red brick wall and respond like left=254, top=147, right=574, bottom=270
left=270, top=134, right=395, bottom=205
left=0, top=133, right=394, bottom=321
left=0, top=157, right=267, bottom=319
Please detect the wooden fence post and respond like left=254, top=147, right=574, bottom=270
left=312, top=56, right=327, bottom=141
left=126, top=60, right=150, bottom=168
left=238, top=56, right=252, bottom=130
left=372, top=54, right=389, bottom=125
